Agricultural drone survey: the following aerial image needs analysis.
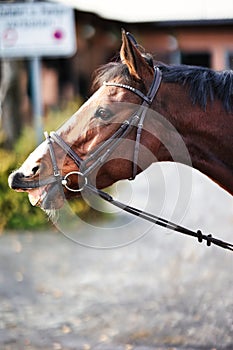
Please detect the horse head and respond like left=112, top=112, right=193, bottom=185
left=8, top=30, right=163, bottom=211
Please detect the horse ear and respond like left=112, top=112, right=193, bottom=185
left=120, top=30, right=151, bottom=81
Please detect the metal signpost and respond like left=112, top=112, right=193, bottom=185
left=0, top=1, right=76, bottom=144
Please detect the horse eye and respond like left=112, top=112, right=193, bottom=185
left=95, top=107, right=113, bottom=121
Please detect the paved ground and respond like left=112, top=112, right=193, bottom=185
left=0, top=228, right=232, bottom=350
left=0, top=165, right=233, bottom=350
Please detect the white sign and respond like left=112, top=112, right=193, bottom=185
left=0, top=2, right=76, bottom=58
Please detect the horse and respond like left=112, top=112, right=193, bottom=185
left=8, top=30, right=233, bottom=216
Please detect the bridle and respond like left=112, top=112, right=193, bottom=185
left=39, top=65, right=233, bottom=252
left=43, top=65, right=162, bottom=190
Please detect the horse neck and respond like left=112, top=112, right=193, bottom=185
left=148, top=82, right=233, bottom=195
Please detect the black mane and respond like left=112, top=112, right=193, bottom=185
left=93, top=61, right=233, bottom=112
left=158, top=63, right=233, bottom=112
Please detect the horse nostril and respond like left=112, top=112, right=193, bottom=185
left=32, top=165, right=40, bottom=175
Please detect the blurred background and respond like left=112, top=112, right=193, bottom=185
left=0, top=2, right=233, bottom=349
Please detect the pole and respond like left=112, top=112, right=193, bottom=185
left=27, top=0, right=43, bottom=145
left=29, top=56, right=43, bottom=144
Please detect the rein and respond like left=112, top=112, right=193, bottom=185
left=40, top=65, right=233, bottom=252
left=87, top=185, right=233, bottom=252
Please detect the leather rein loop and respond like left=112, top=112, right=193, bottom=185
left=40, top=65, right=233, bottom=252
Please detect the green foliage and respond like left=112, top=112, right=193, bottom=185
left=0, top=125, right=50, bottom=231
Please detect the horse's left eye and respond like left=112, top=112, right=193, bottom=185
left=95, top=107, right=113, bottom=121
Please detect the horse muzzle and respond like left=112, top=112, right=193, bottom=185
left=8, top=171, right=65, bottom=210
left=8, top=171, right=39, bottom=191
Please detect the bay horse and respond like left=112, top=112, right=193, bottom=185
left=8, top=30, right=233, bottom=217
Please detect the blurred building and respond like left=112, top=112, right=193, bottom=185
left=43, top=8, right=233, bottom=109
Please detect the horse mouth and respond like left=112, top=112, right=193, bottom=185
left=27, top=182, right=65, bottom=210
left=28, top=185, right=49, bottom=207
